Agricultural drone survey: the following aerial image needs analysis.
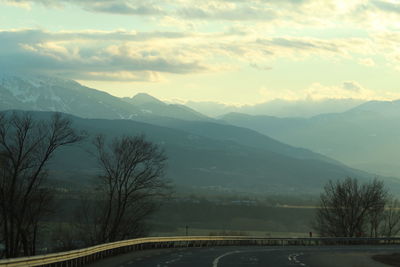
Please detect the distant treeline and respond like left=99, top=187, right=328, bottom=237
left=49, top=191, right=317, bottom=236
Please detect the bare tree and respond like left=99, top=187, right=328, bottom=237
left=80, top=134, right=168, bottom=245
left=0, top=112, right=82, bottom=257
left=380, top=197, right=400, bottom=237
left=314, top=177, right=387, bottom=237
left=50, top=222, right=83, bottom=252
left=368, top=203, right=385, bottom=238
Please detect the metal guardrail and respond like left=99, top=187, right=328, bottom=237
left=1, top=236, right=399, bottom=267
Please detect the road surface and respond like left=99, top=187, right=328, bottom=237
left=88, top=246, right=399, bottom=267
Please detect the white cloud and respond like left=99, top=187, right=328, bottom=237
left=249, top=63, right=272, bottom=71
left=2, top=0, right=31, bottom=8
left=2, top=0, right=400, bottom=91
left=2, top=0, right=400, bottom=103
left=178, top=2, right=276, bottom=21
left=342, top=81, right=362, bottom=92
left=73, top=71, right=165, bottom=82
left=0, top=28, right=378, bottom=82
left=0, top=29, right=212, bottom=81
left=260, top=81, right=400, bottom=101
left=3, top=0, right=400, bottom=34
left=359, top=58, right=375, bottom=66
left=306, top=82, right=378, bottom=100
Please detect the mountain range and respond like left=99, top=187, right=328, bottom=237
left=0, top=73, right=208, bottom=122
left=222, top=101, right=400, bottom=178
left=42, top=112, right=383, bottom=194
left=1, top=72, right=399, bottom=194
left=184, top=98, right=365, bottom=118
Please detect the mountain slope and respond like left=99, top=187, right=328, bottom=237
left=0, top=73, right=209, bottom=121
left=2, top=73, right=394, bottom=193
left=19, top=111, right=390, bottom=194
left=222, top=104, right=400, bottom=178
left=0, top=72, right=335, bottom=165
left=0, top=72, right=144, bottom=119
left=347, top=99, right=400, bottom=117
left=133, top=116, right=340, bottom=165
left=185, top=98, right=365, bottom=118
left=122, top=93, right=210, bottom=121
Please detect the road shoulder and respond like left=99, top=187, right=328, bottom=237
left=372, top=253, right=400, bottom=267
left=302, top=252, right=392, bottom=267
left=85, top=248, right=176, bottom=267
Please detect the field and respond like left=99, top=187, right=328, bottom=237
left=148, top=198, right=316, bottom=237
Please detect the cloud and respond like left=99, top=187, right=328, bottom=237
left=2, top=0, right=61, bottom=8
left=266, top=38, right=338, bottom=52
left=71, top=71, right=165, bottom=82
left=0, top=28, right=191, bottom=43
left=373, top=0, right=400, bottom=14
left=0, top=0, right=326, bottom=22
left=178, top=4, right=276, bottom=21
left=0, top=27, right=380, bottom=83
left=304, top=82, right=399, bottom=101
left=83, top=1, right=164, bottom=15
left=2, top=0, right=31, bottom=8
left=253, top=36, right=371, bottom=59
left=0, top=29, right=209, bottom=81
left=359, top=58, right=375, bottom=66
left=342, top=81, right=362, bottom=92
left=368, top=32, right=400, bottom=68
left=2, top=0, right=165, bottom=15
left=2, top=0, right=399, bottom=36
left=260, top=81, right=400, bottom=101
left=249, top=63, right=272, bottom=71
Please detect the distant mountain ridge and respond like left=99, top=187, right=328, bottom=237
left=125, top=93, right=164, bottom=105
left=184, top=98, right=365, bottom=118
left=222, top=103, right=400, bottom=178
left=0, top=73, right=209, bottom=121
left=2, top=72, right=398, bottom=194
left=122, top=93, right=209, bottom=121
left=346, top=99, right=400, bottom=117
left=20, top=111, right=396, bottom=195
left=0, top=73, right=337, bottom=165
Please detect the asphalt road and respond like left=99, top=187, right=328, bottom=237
left=89, top=246, right=399, bottom=267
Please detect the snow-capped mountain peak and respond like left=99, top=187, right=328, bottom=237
left=0, top=72, right=209, bottom=121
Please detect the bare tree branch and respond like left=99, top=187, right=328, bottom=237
left=0, top=112, right=83, bottom=257
left=314, top=177, right=388, bottom=237
left=80, top=134, right=169, bottom=245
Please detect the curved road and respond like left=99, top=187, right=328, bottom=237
left=89, top=245, right=398, bottom=267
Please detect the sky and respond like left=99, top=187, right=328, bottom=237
left=0, top=0, right=400, bottom=105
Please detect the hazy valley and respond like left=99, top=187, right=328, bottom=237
left=222, top=103, right=400, bottom=178
left=3, top=2, right=400, bottom=265
left=1, top=73, right=396, bottom=195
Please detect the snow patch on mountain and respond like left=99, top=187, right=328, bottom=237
left=0, top=72, right=209, bottom=121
